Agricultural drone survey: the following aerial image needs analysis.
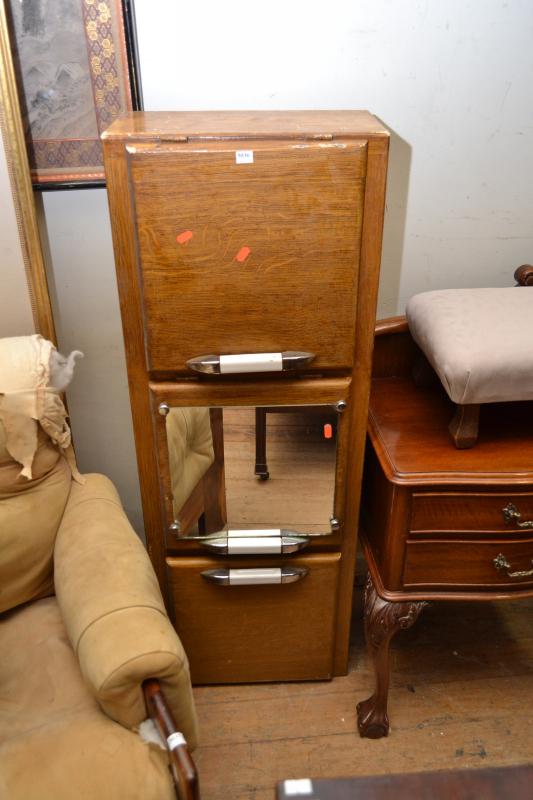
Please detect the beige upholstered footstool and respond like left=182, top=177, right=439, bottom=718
left=406, top=265, right=533, bottom=448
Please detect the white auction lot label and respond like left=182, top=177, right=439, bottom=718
left=235, top=150, right=254, bottom=164
left=283, top=778, right=314, bottom=795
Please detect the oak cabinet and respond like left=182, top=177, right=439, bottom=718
left=103, top=111, right=389, bottom=683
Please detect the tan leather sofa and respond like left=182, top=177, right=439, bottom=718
left=0, top=336, right=198, bottom=800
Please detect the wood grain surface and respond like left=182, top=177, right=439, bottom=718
left=403, top=538, right=533, bottom=590
left=411, top=491, right=533, bottom=536
left=277, top=765, right=533, bottom=799
left=369, top=378, right=533, bottom=485
left=167, top=552, right=340, bottom=683
left=102, top=110, right=390, bottom=141
left=128, top=139, right=366, bottom=374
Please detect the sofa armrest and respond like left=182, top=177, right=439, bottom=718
left=54, top=473, right=198, bottom=748
left=144, top=680, right=200, bottom=800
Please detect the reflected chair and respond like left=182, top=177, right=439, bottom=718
left=166, top=407, right=226, bottom=536
left=0, top=335, right=199, bottom=800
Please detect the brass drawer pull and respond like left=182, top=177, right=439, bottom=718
left=201, top=566, right=308, bottom=585
left=493, top=553, right=533, bottom=579
left=186, top=351, right=315, bottom=375
left=501, top=502, right=533, bottom=528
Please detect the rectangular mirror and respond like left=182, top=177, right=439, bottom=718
left=162, top=404, right=339, bottom=542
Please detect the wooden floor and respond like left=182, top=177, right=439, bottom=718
left=193, top=582, right=533, bottom=799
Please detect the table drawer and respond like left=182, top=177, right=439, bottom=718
left=167, top=552, right=340, bottom=683
left=410, top=492, right=533, bottom=537
left=403, top=538, right=533, bottom=590
left=128, top=138, right=367, bottom=374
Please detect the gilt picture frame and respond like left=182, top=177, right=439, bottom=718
left=0, top=0, right=55, bottom=338
left=4, top=0, right=142, bottom=189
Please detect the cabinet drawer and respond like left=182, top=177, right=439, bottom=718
left=403, top=538, right=533, bottom=590
left=410, top=492, right=533, bottom=537
left=128, top=139, right=367, bottom=374
left=167, top=552, right=340, bottom=683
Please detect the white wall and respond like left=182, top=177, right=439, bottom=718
left=40, top=0, right=533, bottom=533
left=135, top=0, right=533, bottom=312
left=41, top=188, right=143, bottom=533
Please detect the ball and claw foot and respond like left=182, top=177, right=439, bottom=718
left=356, top=696, right=390, bottom=739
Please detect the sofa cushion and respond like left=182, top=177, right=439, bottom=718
left=406, top=287, right=533, bottom=405
left=0, top=597, right=175, bottom=800
left=0, top=425, right=71, bottom=613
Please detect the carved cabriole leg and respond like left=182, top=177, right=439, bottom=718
left=357, top=574, right=428, bottom=739
left=448, top=403, right=480, bottom=449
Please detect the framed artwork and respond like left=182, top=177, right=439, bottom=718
left=4, top=0, right=142, bottom=189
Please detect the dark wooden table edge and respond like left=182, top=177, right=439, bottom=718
left=276, top=763, right=533, bottom=799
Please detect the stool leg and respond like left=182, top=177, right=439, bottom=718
left=357, top=574, right=428, bottom=739
left=449, top=403, right=480, bottom=449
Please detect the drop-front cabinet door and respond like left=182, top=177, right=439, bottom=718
left=126, top=138, right=367, bottom=375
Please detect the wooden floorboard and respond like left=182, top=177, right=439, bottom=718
left=193, top=589, right=533, bottom=799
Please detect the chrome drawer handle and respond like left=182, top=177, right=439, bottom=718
left=493, top=553, right=533, bottom=579
left=199, top=529, right=310, bottom=555
left=502, top=502, right=533, bottom=528
left=201, top=566, right=308, bottom=585
left=186, top=351, right=315, bottom=375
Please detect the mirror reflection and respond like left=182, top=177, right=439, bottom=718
left=165, top=405, right=338, bottom=538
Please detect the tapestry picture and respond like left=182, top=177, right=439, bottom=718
left=7, top=0, right=141, bottom=186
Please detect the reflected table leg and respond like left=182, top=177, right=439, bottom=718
left=254, top=407, right=269, bottom=480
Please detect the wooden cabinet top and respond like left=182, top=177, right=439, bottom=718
left=369, top=377, right=533, bottom=486
left=102, top=110, right=389, bottom=141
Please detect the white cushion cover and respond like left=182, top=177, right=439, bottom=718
left=406, top=287, right=533, bottom=405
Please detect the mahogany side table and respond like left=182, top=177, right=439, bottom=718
left=357, top=317, right=533, bottom=738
